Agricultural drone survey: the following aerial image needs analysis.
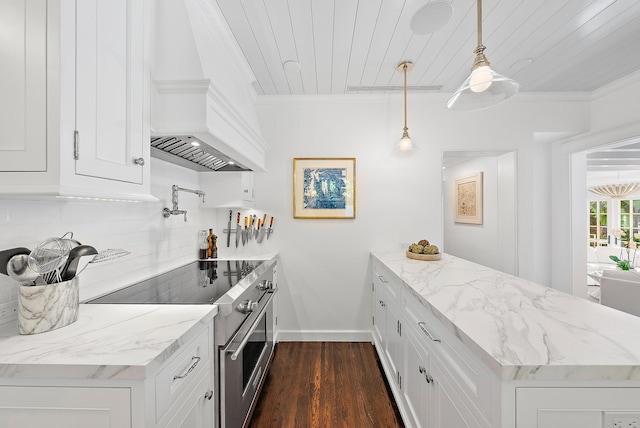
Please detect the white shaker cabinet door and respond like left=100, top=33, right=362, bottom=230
left=74, top=0, right=147, bottom=184
left=0, top=0, right=47, bottom=172
left=0, top=386, right=131, bottom=428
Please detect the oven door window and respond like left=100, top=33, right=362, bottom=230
left=242, top=312, right=267, bottom=392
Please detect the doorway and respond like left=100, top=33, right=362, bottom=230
left=442, top=151, right=518, bottom=276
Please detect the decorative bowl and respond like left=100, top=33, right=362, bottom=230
left=406, top=251, right=441, bottom=261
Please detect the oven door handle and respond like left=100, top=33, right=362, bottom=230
left=225, top=291, right=275, bottom=361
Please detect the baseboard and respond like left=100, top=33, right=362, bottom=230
left=275, top=329, right=374, bottom=342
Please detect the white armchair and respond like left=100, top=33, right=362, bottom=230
left=600, top=270, right=640, bottom=316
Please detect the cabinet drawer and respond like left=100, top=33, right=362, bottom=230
left=155, top=326, right=211, bottom=422
left=404, top=293, right=492, bottom=426
left=373, top=260, right=402, bottom=303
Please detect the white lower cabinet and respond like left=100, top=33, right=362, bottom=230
left=0, top=324, right=214, bottom=428
left=403, top=326, right=431, bottom=427
left=516, top=388, right=640, bottom=428
left=0, top=386, right=130, bottom=428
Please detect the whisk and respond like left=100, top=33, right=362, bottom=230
left=27, top=237, right=76, bottom=284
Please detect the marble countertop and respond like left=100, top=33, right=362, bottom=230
left=372, top=251, right=640, bottom=381
left=0, top=304, right=217, bottom=380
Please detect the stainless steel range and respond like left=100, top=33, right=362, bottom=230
left=87, top=257, right=277, bottom=428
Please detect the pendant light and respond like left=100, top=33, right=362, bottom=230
left=396, top=61, right=414, bottom=152
left=447, top=0, right=519, bottom=111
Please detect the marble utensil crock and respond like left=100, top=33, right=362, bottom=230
left=18, top=277, right=79, bottom=335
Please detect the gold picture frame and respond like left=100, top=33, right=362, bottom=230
left=293, top=158, right=356, bottom=219
left=454, top=172, right=483, bottom=224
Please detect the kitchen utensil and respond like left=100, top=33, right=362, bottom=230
left=242, top=217, right=248, bottom=245
left=226, top=210, right=232, bottom=247
left=27, top=237, right=76, bottom=276
left=6, top=254, right=40, bottom=285
left=0, top=247, right=31, bottom=276
left=247, top=215, right=254, bottom=241
left=91, top=248, right=130, bottom=263
left=60, top=245, right=98, bottom=281
left=257, top=214, right=268, bottom=243
left=266, top=217, right=274, bottom=240
left=255, top=218, right=261, bottom=240
left=235, top=212, right=241, bottom=248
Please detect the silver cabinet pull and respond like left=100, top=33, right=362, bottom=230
left=418, top=366, right=433, bottom=383
left=173, top=356, right=201, bottom=380
left=204, top=390, right=213, bottom=400
left=418, top=322, right=441, bottom=342
left=377, top=274, right=388, bottom=283
left=379, top=299, right=386, bottom=307
left=133, top=157, right=145, bottom=166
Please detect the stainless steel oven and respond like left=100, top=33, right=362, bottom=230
left=220, top=291, right=274, bottom=428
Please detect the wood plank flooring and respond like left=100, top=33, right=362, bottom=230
left=248, top=342, right=404, bottom=428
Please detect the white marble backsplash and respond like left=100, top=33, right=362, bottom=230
left=372, top=251, right=640, bottom=381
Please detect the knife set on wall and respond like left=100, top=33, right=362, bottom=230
left=223, top=210, right=275, bottom=248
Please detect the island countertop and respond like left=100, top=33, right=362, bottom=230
left=0, top=304, right=217, bottom=380
left=372, top=251, right=640, bottom=381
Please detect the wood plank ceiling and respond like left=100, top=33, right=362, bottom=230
left=216, top=0, right=640, bottom=95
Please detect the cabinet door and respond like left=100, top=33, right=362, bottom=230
left=372, top=280, right=385, bottom=346
left=385, top=303, right=403, bottom=389
left=0, top=386, right=131, bottom=428
left=403, top=328, right=431, bottom=428
left=0, top=0, right=47, bottom=172
left=161, top=372, right=214, bottom=428
left=242, top=171, right=254, bottom=203
left=431, top=358, right=481, bottom=428
left=75, top=0, right=146, bottom=184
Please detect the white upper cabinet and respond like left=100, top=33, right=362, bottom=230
left=75, top=0, right=146, bottom=185
left=0, top=0, right=153, bottom=200
left=0, top=0, right=47, bottom=172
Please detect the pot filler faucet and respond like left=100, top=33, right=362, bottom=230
left=162, top=185, right=205, bottom=222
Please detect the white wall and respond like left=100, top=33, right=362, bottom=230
left=253, top=93, right=589, bottom=339
left=443, top=153, right=516, bottom=275
left=0, top=158, right=219, bottom=312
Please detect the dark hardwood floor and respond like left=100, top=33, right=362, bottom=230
left=248, top=342, right=404, bottom=428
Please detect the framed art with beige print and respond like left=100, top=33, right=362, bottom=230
left=454, top=172, right=483, bottom=224
left=293, top=158, right=356, bottom=219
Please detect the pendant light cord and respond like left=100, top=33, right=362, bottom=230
left=403, top=63, right=408, bottom=132
left=477, top=0, right=483, bottom=47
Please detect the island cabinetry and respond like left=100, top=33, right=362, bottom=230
left=372, top=259, right=492, bottom=428
left=372, top=261, right=404, bottom=396
left=0, top=0, right=153, bottom=200
left=0, top=323, right=213, bottom=428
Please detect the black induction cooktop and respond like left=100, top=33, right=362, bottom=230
left=87, top=259, right=264, bottom=305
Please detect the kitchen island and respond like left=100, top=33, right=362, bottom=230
left=0, top=304, right=217, bottom=427
left=372, top=251, right=640, bottom=428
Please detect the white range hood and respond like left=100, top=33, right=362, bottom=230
left=151, top=0, right=269, bottom=172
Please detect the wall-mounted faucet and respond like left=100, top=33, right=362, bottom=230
left=162, top=185, right=205, bottom=222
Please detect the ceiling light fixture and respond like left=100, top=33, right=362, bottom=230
left=396, top=61, right=414, bottom=152
left=590, top=183, right=640, bottom=199
left=447, top=0, right=519, bottom=111
left=410, top=1, right=454, bottom=35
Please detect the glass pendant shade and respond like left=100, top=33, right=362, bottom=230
left=447, top=66, right=520, bottom=111
left=396, top=130, right=413, bottom=152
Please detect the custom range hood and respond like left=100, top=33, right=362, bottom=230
left=151, top=0, right=269, bottom=173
